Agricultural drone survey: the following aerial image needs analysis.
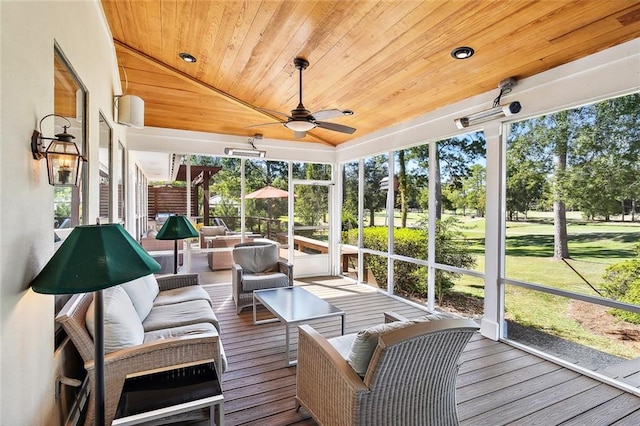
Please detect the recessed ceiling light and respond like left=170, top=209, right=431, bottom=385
left=179, top=52, right=197, bottom=63
left=451, top=46, right=475, bottom=60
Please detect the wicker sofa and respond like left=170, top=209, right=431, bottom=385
left=56, top=273, right=226, bottom=426
left=295, top=311, right=479, bottom=426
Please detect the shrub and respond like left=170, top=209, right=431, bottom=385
left=602, top=250, right=640, bottom=324
left=344, top=217, right=476, bottom=301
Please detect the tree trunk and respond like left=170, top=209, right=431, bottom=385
left=553, top=113, right=570, bottom=260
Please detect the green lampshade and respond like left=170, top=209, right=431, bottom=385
left=155, top=215, right=199, bottom=240
left=31, top=224, right=161, bottom=294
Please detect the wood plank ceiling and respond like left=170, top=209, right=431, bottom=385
left=101, top=0, right=640, bottom=147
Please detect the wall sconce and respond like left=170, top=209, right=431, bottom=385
left=31, top=114, right=86, bottom=186
left=224, top=134, right=266, bottom=158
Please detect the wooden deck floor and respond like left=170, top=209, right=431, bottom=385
left=202, top=276, right=640, bottom=425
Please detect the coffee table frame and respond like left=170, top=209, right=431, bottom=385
left=113, top=361, right=223, bottom=426
left=253, top=286, right=345, bottom=366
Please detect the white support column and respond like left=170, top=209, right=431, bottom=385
left=387, top=154, right=395, bottom=295
left=357, top=158, right=364, bottom=283
left=481, top=123, right=504, bottom=340
left=332, top=162, right=341, bottom=276
left=241, top=159, right=247, bottom=238
left=427, top=140, right=437, bottom=312
left=186, top=157, right=192, bottom=271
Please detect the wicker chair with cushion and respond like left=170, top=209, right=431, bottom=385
left=231, top=241, right=293, bottom=313
left=295, top=311, right=479, bottom=426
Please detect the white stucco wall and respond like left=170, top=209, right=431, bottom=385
left=0, top=1, right=123, bottom=424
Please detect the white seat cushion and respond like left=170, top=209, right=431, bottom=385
left=85, top=286, right=144, bottom=353
left=328, top=334, right=357, bottom=360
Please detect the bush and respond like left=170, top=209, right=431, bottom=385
left=602, top=252, right=640, bottom=324
left=343, top=217, right=476, bottom=301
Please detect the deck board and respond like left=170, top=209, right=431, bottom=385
left=202, top=277, right=640, bottom=425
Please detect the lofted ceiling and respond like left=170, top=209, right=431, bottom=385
left=101, top=0, right=640, bottom=147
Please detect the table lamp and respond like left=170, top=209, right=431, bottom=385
left=155, top=215, right=199, bottom=274
left=30, top=224, right=160, bottom=426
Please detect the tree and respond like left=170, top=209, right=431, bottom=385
left=506, top=133, right=548, bottom=220
left=434, top=134, right=486, bottom=219
left=363, top=155, right=388, bottom=227
left=459, top=164, right=486, bottom=217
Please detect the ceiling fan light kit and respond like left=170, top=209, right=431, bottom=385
left=249, top=56, right=356, bottom=138
left=285, top=120, right=315, bottom=132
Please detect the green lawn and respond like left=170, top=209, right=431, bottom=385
left=435, top=211, right=640, bottom=359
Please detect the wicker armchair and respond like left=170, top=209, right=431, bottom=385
left=231, top=241, right=293, bottom=313
left=295, top=312, right=479, bottom=426
left=56, top=274, right=222, bottom=426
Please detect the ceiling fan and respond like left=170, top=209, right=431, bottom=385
left=250, top=57, right=356, bottom=138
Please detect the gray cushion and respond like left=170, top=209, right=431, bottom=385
left=242, top=273, right=289, bottom=291
left=347, top=321, right=414, bottom=376
left=142, top=299, right=220, bottom=333
left=153, top=285, right=212, bottom=307
left=233, top=244, right=279, bottom=273
left=412, top=312, right=452, bottom=322
left=143, top=322, right=217, bottom=341
left=85, top=286, right=144, bottom=353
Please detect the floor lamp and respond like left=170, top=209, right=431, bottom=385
left=30, top=224, right=160, bottom=426
left=155, top=215, right=199, bottom=274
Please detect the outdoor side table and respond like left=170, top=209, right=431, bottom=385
left=113, top=361, right=223, bottom=426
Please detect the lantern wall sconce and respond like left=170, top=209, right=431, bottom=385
left=31, top=114, right=86, bottom=186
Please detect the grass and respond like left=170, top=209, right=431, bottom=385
left=440, top=211, right=640, bottom=359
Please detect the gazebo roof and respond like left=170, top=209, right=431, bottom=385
left=174, top=165, right=222, bottom=183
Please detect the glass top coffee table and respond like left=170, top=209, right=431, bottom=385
left=253, top=286, right=345, bottom=366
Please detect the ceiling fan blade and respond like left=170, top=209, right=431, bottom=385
left=246, top=121, right=283, bottom=128
left=293, top=131, right=306, bottom=138
left=257, top=107, right=292, bottom=119
left=311, top=109, right=347, bottom=120
left=316, top=121, right=356, bottom=134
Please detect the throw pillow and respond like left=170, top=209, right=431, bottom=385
left=85, top=286, right=144, bottom=353
left=347, top=320, right=414, bottom=376
left=120, top=276, right=155, bottom=320
left=412, top=312, right=451, bottom=323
